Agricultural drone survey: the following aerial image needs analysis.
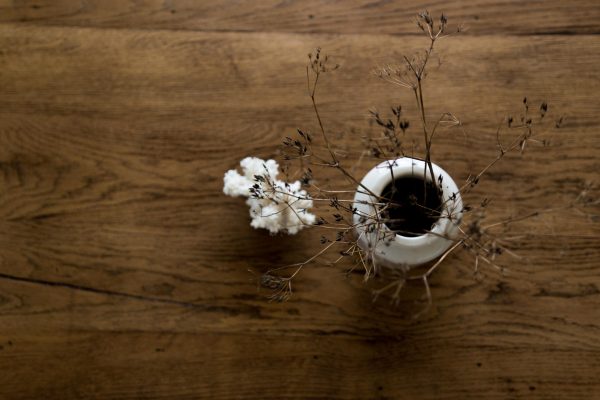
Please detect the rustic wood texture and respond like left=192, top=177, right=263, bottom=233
left=1, top=1, right=599, bottom=399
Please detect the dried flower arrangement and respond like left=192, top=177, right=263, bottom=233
left=223, top=11, right=577, bottom=314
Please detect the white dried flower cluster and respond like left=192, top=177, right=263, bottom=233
left=223, top=157, right=316, bottom=234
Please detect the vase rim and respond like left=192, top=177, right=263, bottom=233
left=353, top=157, right=463, bottom=269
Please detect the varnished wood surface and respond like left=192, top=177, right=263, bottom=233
left=1, top=1, right=599, bottom=399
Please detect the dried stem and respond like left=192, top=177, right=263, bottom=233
left=255, top=11, right=568, bottom=316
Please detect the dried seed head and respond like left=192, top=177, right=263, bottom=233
left=540, top=102, right=548, bottom=118
left=261, top=273, right=285, bottom=290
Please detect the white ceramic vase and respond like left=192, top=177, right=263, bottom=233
left=352, top=158, right=463, bottom=271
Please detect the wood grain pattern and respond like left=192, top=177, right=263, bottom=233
left=2, top=0, right=600, bottom=35
left=1, top=1, right=599, bottom=399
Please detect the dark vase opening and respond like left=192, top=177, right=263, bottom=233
left=380, top=176, right=443, bottom=237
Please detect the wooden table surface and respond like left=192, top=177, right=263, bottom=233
left=1, top=1, right=599, bottom=399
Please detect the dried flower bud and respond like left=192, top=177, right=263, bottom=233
left=261, top=273, right=285, bottom=290
left=540, top=102, right=548, bottom=118
left=440, top=13, right=447, bottom=26
left=419, top=10, right=433, bottom=26
left=399, top=120, right=410, bottom=132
